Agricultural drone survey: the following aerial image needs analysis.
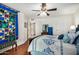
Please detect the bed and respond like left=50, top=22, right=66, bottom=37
left=28, top=35, right=77, bottom=55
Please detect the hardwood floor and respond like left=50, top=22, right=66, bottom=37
left=0, top=40, right=30, bottom=55
left=0, top=35, right=41, bottom=55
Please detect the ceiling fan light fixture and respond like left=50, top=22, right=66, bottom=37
left=32, top=3, right=57, bottom=16
left=40, top=11, right=47, bottom=16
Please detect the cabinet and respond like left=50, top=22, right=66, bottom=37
left=41, top=32, right=48, bottom=35
left=48, top=27, right=53, bottom=35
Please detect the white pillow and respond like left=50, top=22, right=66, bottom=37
left=63, top=33, right=70, bottom=43
left=68, top=32, right=76, bottom=44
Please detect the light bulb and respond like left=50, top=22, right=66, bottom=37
left=40, top=11, right=46, bottom=16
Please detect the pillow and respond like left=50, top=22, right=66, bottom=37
left=76, top=31, right=79, bottom=36
left=43, top=39, right=55, bottom=45
left=72, top=35, right=79, bottom=45
left=68, top=32, right=76, bottom=44
left=58, top=34, right=64, bottom=40
left=63, top=33, right=70, bottom=43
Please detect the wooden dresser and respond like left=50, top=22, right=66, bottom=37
left=41, top=32, right=48, bottom=35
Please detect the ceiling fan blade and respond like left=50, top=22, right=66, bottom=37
left=32, top=10, right=40, bottom=11
left=37, top=13, right=40, bottom=16
left=47, top=8, right=57, bottom=11
left=46, top=12, right=50, bottom=16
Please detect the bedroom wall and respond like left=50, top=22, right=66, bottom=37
left=0, top=12, right=27, bottom=53
left=17, top=12, right=27, bottom=46
left=35, top=14, right=74, bottom=35
left=74, top=11, right=79, bottom=27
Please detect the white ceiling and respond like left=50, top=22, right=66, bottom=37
left=4, top=3, right=79, bottom=17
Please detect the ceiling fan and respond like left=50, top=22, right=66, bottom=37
left=32, top=3, right=57, bottom=16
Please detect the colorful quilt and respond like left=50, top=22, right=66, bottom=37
left=0, top=4, right=18, bottom=49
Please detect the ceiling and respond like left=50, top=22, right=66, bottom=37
left=4, top=3, right=79, bottom=17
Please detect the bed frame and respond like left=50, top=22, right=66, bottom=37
left=26, top=35, right=42, bottom=55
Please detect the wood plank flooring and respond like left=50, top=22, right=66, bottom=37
left=0, top=40, right=30, bottom=55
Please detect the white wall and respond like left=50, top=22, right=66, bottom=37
left=74, top=11, right=79, bottom=27
left=35, top=15, right=74, bottom=35
left=17, top=12, right=27, bottom=45
left=0, top=12, right=27, bottom=53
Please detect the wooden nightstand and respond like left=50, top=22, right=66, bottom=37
left=41, top=32, right=48, bottom=35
